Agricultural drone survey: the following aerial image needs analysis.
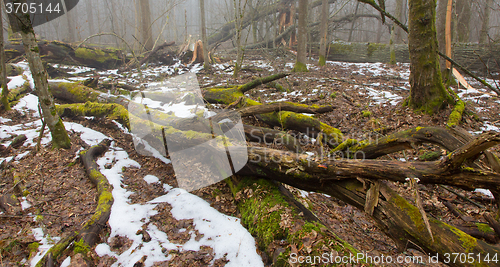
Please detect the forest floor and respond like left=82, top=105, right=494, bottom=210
left=1, top=51, right=500, bottom=266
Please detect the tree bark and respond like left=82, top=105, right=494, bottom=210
left=62, top=0, right=76, bottom=42
left=407, top=0, right=452, bottom=114
left=11, top=0, right=71, bottom=149
left=479, top=0, right=492, bottom=44
left=436, top=0, right=446, bottom=67
left=4, top=40, right=127, bottom=69
left=139, top=0, right=153, bottom=50
left=394, top=0, right=405, bottom=44
left=85, top=0, right=95, bottom=36
left=293, top=0, right=309, bottom=72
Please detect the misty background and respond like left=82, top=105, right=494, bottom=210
left=13, top=0, right=500, bottom=53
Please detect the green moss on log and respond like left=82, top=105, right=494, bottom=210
left=475, top=223, right=494, bottom=234
left=75, top=47, right=119, bottom=63
left=57, top=102, right=130, bottom=127
left=50, top=118, right=71, bottom=149
left=51, top=82, right=101, bottom=103
left=232, top=178, right=289, bottom=250
left=292, top=61, right=309, bottom=72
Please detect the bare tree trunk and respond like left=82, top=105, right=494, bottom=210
left=293, top=0, right=308, bottom=72
left=86, top=0, right=95, bottom=36
left=318, top=0, right=328, bottom=66
left=11, top=0, right=71, bottom=149
left=479, top=0, right=492, bottom=44
left=233, top=0, right=247, bottom=77
left=347, top=2, right=360, bottom=42
left=407, top=0, right=452, bottom=114
left=394, top=0, right=405, bottom=43
left=139, top=0, right=153, bottom=50
left=199, top=0, right=210, bottom=70
left=62, top=1, right=76, bottom=42
left=0, top=0, right=9, bottom=110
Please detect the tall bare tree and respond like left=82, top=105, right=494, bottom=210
left=318, top=0, right=329, bottom=66
left=293, top=0, right=308, bottom=72
left=10, top=0, right=71, bottom=148
left=85, top=0, right=95, bottom=36
left=233, top=0, right=249, bottom=77
left=394, top=0, right=405, bottom=43
left=0, top=0, right=9, bottom=111
left=138, top=0, right=153, bottom=50
left=200, top=0, right=210, bottom=70
left=455, top=0, right=471, bottom=42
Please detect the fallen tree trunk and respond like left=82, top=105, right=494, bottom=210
left=35, top=139, right=114, bottom=267
left=326, top=42, right=500, bottom=74
left=5, top=39, right=127, bottom=69
left=50, top=73, right=500, bottom=266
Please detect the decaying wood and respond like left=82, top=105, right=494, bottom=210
left=6, top=39, right=127, bottom=69
left=326, top=42, right=500, bottom=74
left=242, top=124, right=303, bottom=153
left=211, top=102, right=334, bottom=122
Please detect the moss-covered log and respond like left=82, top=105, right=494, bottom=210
left=242, top=124, right=303, bottom=153
left=35, top=139, right=114, bottom=267
left=226, top=177, right=360, bottom=266
left=349, top=126, right=465, bottom=159
left=239, top=157, right=500, bottom=266
left=203, top=75, right=344, bottom=144
left=5, top=39, right=127, bottom=69
left=330, top=180, right=499, bottom=267
left=211, top=102, right=335, bottom=122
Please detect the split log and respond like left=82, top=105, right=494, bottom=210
left=243, top=131, right=500, bottom=191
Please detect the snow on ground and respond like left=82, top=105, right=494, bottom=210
left=93, top=139, right=262, bottom=267
left=7, top=94, right=262, bottom=267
